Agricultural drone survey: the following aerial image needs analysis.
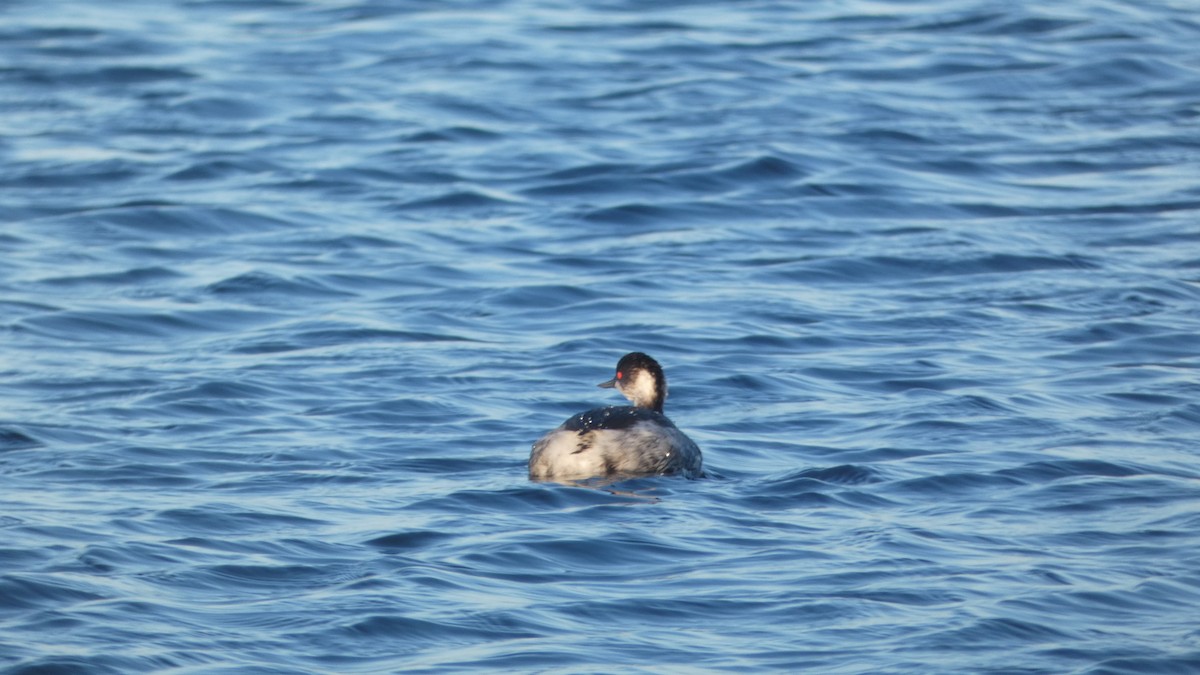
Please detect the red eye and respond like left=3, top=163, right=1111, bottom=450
left=616, top=371, right=623, bottom=380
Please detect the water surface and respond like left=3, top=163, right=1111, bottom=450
left=2, top=1, right=1200, bottom=672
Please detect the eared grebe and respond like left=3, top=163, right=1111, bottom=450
left=529, top=352, right=703, bottom=481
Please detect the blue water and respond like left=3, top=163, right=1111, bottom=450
left=3, top=0, right=1200, bottom=672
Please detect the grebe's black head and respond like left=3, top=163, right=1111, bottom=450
left=597, top=352, right=667, bottom=413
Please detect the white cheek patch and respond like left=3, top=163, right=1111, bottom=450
left=625, top=370, right=659, bottom=408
